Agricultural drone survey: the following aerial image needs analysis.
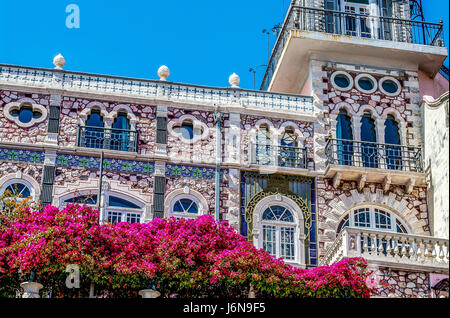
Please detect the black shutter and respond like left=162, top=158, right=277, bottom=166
left=154, top=176, right=165, bottom=194
left=47, top=105, right=61, bottom=134
left=40, top=165, right=56, bottom=205
left=152, top=176, right=165, bottom=218
left=156, top=117, right=167, bottom=144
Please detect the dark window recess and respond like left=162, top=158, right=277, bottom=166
left=154, top=176, right=166, bottom=195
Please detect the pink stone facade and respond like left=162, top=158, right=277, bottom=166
left=0, top=90, right=49, bottom=144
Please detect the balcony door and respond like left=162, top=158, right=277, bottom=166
left=343, top=1, right=371, bottom=38
left=111, top=112, right=131, bottom=152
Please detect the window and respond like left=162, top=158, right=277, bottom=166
left=379, top=77, right=401, bottom=96
left=331, top=72, right=353, bottom=91
left=355, top=74, right=377, bottom=94
left=384, top=115, right=402, bottom=170
left=337, top=207, right=409, bottom=234
left=336, top=108, right=354, bottom=166
left=84, top=110, right=105, bottom=149
left=61, top=192, right=144, bottom=224
left=360, top=111, right=378, bottom=168
left=111, top=113, right=131, bottom=151
left=173, top=120, right=203, bottom=141
left=261, top=205, right=296, bottom=261
left=344, top=2, right=371, bottom=38
left=9, top=104, right=42, bottom=124
left=279, top=128, right=301, bottom=168
left=256, top=124, right=272, bottom=165
left=2, top=182, right=32, bottom=198
left=170, top=196, right=200, bottom=220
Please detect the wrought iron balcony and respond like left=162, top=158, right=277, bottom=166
left=325, top=138, right=423, bottom=173
left=250, top=143, right=307, bottom=169
left=77, top=125, right=139, bottom=152
left=320, top=227, right=449, bottom=272
left=261, top=5, right=445, bottom=90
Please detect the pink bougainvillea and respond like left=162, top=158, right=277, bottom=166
left=0, top=204, right=376, bottom=298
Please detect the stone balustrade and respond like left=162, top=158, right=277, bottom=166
left=0, top=64, right=315, bottom=116
left=320, top=227, right=449, bottom=273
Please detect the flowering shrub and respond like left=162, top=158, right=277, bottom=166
left=0, top=204, right=375, bottom=298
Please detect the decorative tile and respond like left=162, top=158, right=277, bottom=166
left=0, top=148, right=45, bottom=164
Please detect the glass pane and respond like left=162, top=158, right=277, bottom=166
left=262, top=208, right=276, bottom=221
left=5, top=183, right=31, bottom=197
left=173, top=199, right=198, bottom=214
left=126, top=213, right=141, bottom=224
left=108, top=196, right=140, bottom=209
left=18, top=107, right=33, bottom=124
left=107, top=212, right=122, bottom=224
left=64, top=195, right=97, bottom=205
left=262, top=225, right=277, bottom=257
left=354, top=208, right=371, bottom=227
left=280, top=227, right=295, bottom=261
left=375, top=209, right=391, bottom=229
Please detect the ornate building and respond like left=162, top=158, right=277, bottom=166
left=0, top=0, right=448, bottom=298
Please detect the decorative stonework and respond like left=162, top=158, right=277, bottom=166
left=372, top=268, right=431, bottom=298
left=0, top=90, right=49, bottom=144
left=316, top=177, right=429, bottom=257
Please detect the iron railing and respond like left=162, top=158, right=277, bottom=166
left=77, top=126, right=139, bottom=152
left=250, top=143, right=308, bottom=169
left=325, top=138, right=423, bottom=173
left=261, top=5, right=445, bottom=90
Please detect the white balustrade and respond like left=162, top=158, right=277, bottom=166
left=320, top=227, right=449, bottom=272
left=0, top=65, right=314, bottom=115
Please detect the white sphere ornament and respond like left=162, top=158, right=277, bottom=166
left=229, top=73, right=240, bottom=88
left=158, top=65, right=170, bottom=81
left=53, top=54, right=66, bottom=70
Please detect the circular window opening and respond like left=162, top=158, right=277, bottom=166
left=9, top=105, right=41, bottom=124
left=382, top=80, right=399, bottom=94
left=358, top=77, right=375, bottom=91
left=334, top=74, right=351, bottom=89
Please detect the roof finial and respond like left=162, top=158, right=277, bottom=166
left=158, top=65, right=170, bottom=81
left=53, top=53, right=66, bottom=70
left=228, top=73, right=240, bottom=88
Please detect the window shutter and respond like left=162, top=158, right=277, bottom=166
left=40, top=165, right=56, bottom=205
left=47, top=106, right=61, bottom=134
left=156, top=117, right=167, bottom=144
left=154, top=176, right=165, bottom=195
left=152, top=194, right=165, bottom=218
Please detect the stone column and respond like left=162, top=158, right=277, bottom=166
left=21, top=282, right=43, bottom=298
left=352, top=115, right=362, bottom=167
left=375, top=118, right=386, bottom=168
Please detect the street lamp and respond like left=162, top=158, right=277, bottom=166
left=262, top=29, right=270, bottom=65
left=249, top=65, right=267, bottom=90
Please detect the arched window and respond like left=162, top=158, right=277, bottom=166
left=337, top=207, right=409, bottom=234
left=172, top=119, right=203, bottom=141
left=84, top=109, right=105, bottom=149
left=111, top=112, right=131, bottom=151
left=279, top=128, right=302, bottom=168
left=256, top=124, right=272, bottom=165
left=384, top=115, right=402, bottom=170
left=1, top=182, right=32, bottom=198
left=61, top=191, right=144, bottom=224
left=170, top=195, right=201, bottom=220
left=261, top=205, right=296, bottom=261
left=336, top=109, right=353, bottom=166
left=360, top=111, right=378, bottom=168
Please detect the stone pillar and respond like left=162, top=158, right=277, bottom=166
left=222, top=168, right=241, bottom=232
left=352, top=115, right=362, bottom=167
left=21, top=282, right=43, bottom=298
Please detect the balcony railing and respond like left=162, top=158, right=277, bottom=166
left=320, top=227, right=449, bottom=272
left=261, top=5, right=445, bottom=90
left=250, top=143, right=307, bottom=169
left=325, top=138, right=423, bottom=173
left=77, top=126, right=139, bottom=152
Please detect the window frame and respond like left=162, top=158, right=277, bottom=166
left=0, top=179, right=35, bottom=200
left=337, top=206, right=411, bottom=234
left=169, top=194, right=202, bottom=220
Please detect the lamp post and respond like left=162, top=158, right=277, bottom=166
left=248, top=65, right=267, bottom=90
left=262, top=29, right=270, bottom=65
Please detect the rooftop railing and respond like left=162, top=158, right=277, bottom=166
left=261, top=5, right=445, bottom=90
left=0, top=64, right=314, bottom=116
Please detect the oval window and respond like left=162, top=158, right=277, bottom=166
left=334, top=74, right=351, bottom=89
left=382, top=80, right=399, bottom=94
left=358, top=77, right=375, bottom=91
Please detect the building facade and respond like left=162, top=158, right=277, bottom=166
left=0, top=0, right=448, bottom=298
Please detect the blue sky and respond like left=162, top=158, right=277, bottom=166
left=0, top=0, right=448, bottom=90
